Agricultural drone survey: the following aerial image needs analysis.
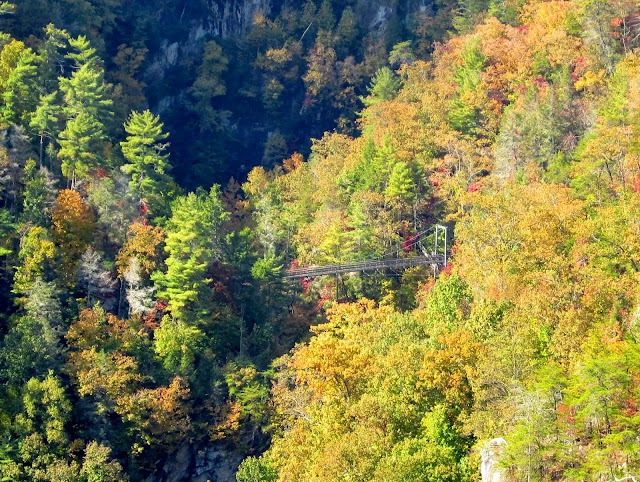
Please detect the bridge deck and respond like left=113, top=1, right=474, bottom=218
left=284, top=254, right=445, bottom=279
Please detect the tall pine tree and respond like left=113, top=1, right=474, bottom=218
left=120, top=110, right=175, bottom=219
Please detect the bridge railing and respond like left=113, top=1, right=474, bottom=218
left=284, top=254, right=446, bottom=279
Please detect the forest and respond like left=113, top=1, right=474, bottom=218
left=0, top=0, right=640, bottom=480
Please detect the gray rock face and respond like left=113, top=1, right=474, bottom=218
left=355, top=0, right=433, bottom=26
left=145, top=0, right=270, bottom=89
left=204, top=0, right=271, bottom=38
left=144, top=443, right=244, bottom=482
left=480, top=438, right=508, bottom=482
left=145, top=0, right=436, bottom=90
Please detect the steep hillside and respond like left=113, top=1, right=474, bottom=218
left=2, top=0, right=455, bottom=187
left=237, top=0, right=640, bottom=479
left=0, top=0, right=640, bottom=480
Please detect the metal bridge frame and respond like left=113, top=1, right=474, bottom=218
left=434, top=224, right=448, bottom=266
left=284, top=224, right=450, bottom=280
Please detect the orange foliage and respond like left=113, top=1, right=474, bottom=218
left=521, top=1, right=582, bottom=68
left=51, top=189, right=96, bottom=281
left=282, top=152, right=304, bottom=172
left=418, top=329, right=482, bottom=415
left=127, top=377, right=192, bottom=451
left=115, top=220, right=165, bottom=278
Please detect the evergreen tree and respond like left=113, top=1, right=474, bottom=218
left=187, top=40, right=229, bottom=133
left=57, top=37, right=113, bottom=187
left=249, top=253, right=288, bottom=340
left=66, top=35, right=99, bottom=70
left=1, top=281, right=63, bottom=386
left=577, top=0, right=618, bottom=72
left=344, top=200, right=378, bottom=260
left=151, top=186, right=229, bottom=376
left=448, top=38, right=486, bottom=134
left=453, top=0, right=490, bottom=33
left=57, top=111, right=107, bottom=186
left=388, top=40, right=416, bottom=68
left=37, top=24, right=69, bottom=95
left=316, top=0, right=336, bottom=32
left=386, top=160, right=416, bottom=204
left=152, top=186, right=228, bottom=325
left=361, top=67, right=401, bottom=107
left=59, top=49, right=110, bottom=118
left=335, top=7, right=358, bottom=57
left=0, top=44, right=38, bottom=126
left=0, top=208, right=15, bottom=258
left=299, top=1, right=318, bottom=42
left=370, top=137, right=397, bottom=191
left=262, top=131, right=288, bottom=168
left=120, top=110, right=175, bottom=218
left=0, top=2, right=15, bottom=15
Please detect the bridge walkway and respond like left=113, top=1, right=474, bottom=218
left=284, top=254, right=445, bottom=279
left=283, top=224, right=449, bottom=280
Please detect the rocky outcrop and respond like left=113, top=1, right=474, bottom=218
left=480, top=438, right=508, bottom=482
left=204, top=0, right=271, bottom=37
left=144, top=0, right=270, bottom=93
left=144, top=0, right=436, bottom=88
left=144, top=443, right=244, bottom=482
left=355, top=0, right=434, bottom=27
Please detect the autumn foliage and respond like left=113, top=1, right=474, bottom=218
left=3, top=0, right=640, bottom=480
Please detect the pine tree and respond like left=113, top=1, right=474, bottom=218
left=389, top=41, right=416, bottom=68
left=1, top=279, right=63, bottom=385
left=66, top=35, right=99, bottom=70
left=57, top=36, right=113, bottom=187
left=0, top=208, right=15, bottom=257
left=336, top=7, right=358, bottom=57
left=370, top=137, right=397, bottom=191
left=59, top=61, right=112, bottom=121
left=316, top=0, right=335, bottom=32
left=453, top=0, right=490, bottom=33
left=0, top=44, right=38, bottom=126
left=38, top=24, right=69, bottom=94
left=187, top=40, right=229, bottom=133
left=120, top=110, right=175, bottom=218
left=57, top=111, right=106, bottom=186
left=152, top=186, right=228, bottom=324
left=361, top=67, right=401, bottom=107
left=0, top=2, right=15, bottom=15
left=577, top=0, right=618, bottom=72
left=448, top=38, right=486, bottom=134
left=386, top=160, right=416, bottom=204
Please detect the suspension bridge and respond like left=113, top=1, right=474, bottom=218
left=284, top=225, right=449, bottom=279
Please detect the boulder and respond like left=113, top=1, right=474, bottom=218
left=480, top=438, right=508, bottom=482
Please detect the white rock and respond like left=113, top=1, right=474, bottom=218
left=480, top=438, right=508, bottom=482
left=166, top=42, right=179, bottom=66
